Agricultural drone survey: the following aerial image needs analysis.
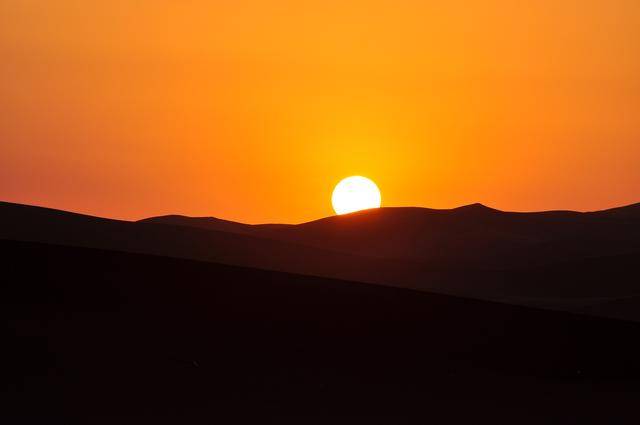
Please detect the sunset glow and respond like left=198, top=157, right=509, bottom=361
left=1, top=1, right=639, bottom=222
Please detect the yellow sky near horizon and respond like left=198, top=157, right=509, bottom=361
left=1, top=0, right=639, bottom=223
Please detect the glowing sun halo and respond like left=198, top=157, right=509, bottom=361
left=332, top=176, right=382, bottom=215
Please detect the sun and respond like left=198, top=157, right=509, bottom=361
left=331, top=176, right=382, bottom=215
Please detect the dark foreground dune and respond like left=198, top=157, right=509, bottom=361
left=3, top=239, right=640, bottom=424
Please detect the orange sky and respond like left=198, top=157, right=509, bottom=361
left=1, top=1, right=639, bottom=223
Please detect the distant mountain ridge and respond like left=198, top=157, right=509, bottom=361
left=140, top=202, right=640, bottom=266
left=2, top=200, right=640, bottom=319
left=140, top=214, right=289, bottom=236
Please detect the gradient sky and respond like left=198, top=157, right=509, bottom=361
left=1, top=1, right=639, bottom=223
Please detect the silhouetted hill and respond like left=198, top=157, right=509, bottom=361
left=3, top=201, right=640, bottom=319
left=0, top=201, right=424, bottom=285
left=4, top=239, right=640, bottom=424
left=258, top=203, right=640, bottom=266
left=140, top=214, right=289, bottom=235
left=592, top=202, right=640, bottom=219
left=143, top=202, right=640, bottom=268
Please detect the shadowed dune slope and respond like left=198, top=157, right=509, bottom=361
left=4, top=239, right=640, bottom=424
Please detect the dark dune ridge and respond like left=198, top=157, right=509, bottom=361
left=2, top=200, right=640, bottom=318
left=4, top=239, right=640, bottom=424
left=142, top=202, right=640, bottom=267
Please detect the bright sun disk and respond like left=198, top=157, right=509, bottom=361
left=331, top=176, right=382, bottom=215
